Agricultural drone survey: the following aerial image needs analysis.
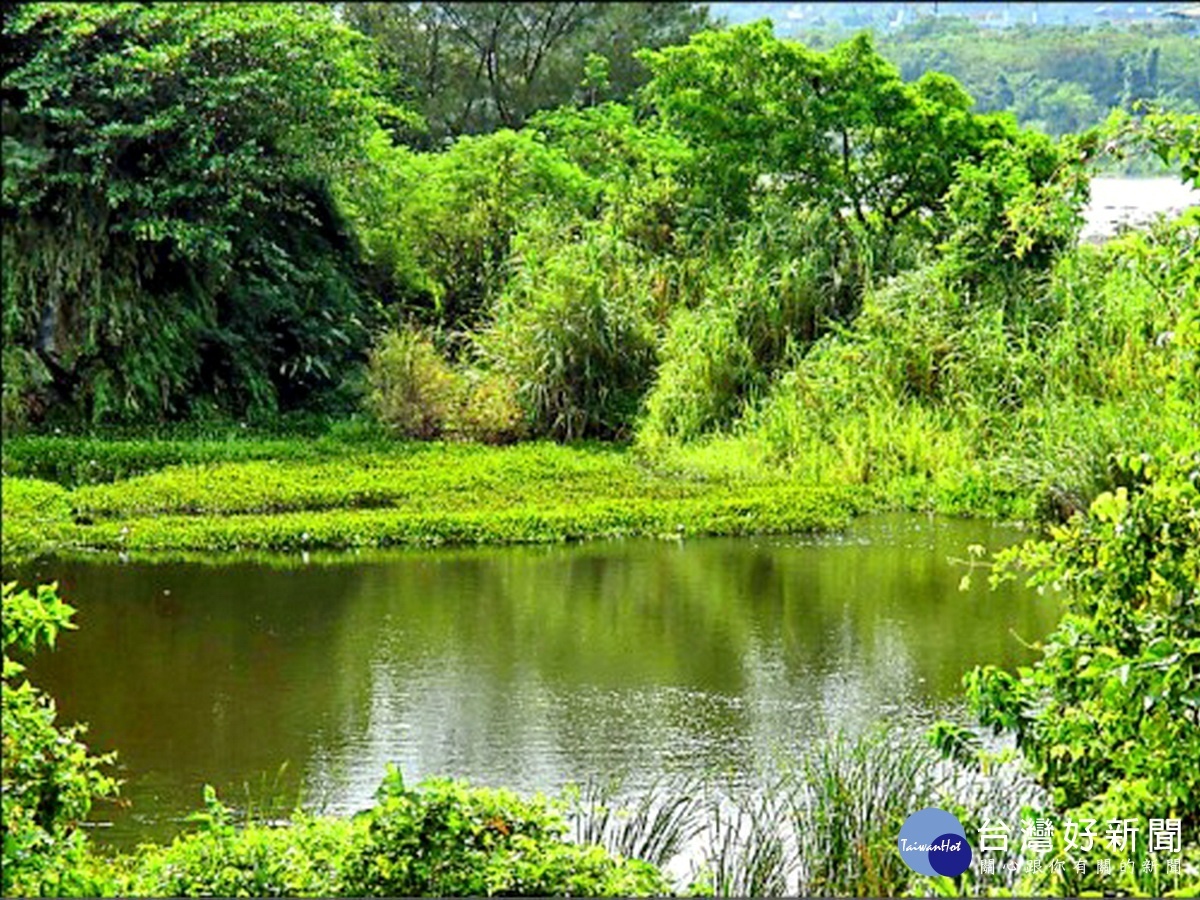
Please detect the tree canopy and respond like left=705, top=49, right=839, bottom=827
left=2, top=2, right=400, bottom=423
left=339, top=2, right=715, bottom=142
left=638, top=22, right=1066, bottom=251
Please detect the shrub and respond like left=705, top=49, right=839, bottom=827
left=119, top=771, right=672, bottom=898
left=2, top=582, right=119, bottom=897
left=940, top=128, right=1087, bottom=295
left=455, top=371, right=527, bottom=444
left=341, top=767, right=671, bottom=897
left=969, top=449, right=1200, bottom=823
left=121, top=789, right=359, bottom=898
left=478, top=225, right=658, bottom=440
left=948, top=447, right=1200, bottom=896
left=390, top=130, right=600, bottom=330
left=365, top=328, right=461, bottom=438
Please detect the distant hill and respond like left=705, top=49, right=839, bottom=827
left=710, top=2, right=1196, bottom=34
left=705, top=1, right=1199, bottom=161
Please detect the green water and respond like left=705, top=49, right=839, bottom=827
left=16, top=514, right=1059, bottom=850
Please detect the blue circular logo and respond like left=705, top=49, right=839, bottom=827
left=898, top=807, right=972, bottom=877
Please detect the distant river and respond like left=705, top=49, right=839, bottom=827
left=1081, top=176, right=1199, bottom=242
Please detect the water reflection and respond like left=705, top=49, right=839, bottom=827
left=17, top=514, right=1060, bottom=849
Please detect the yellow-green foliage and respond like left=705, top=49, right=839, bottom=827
left=112, top=808, right=360, bottom=898
left=1, top=478, right=73, bottom=562
left=366, top=329, right=462, bottom=439
left=1, top=442, right=861, bottom=559
left=455, top=371, right=528, bottom=444
left=338, top=771, right=671, bottom=897
left=1, top=435, right=379, bottom=486
left=365, top=330, right=529, bottom=443
left=958, top=449, right=1200, bottom=898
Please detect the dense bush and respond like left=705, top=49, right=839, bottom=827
left=365, top=328, right=461, bottom=439
left=941, top=447, right=1200, bottom=896
left=479, top=223, right=659, bottom=440
left=118, top=791, right=357, bottom=898
left=970, top=450, right=1200, bottom=820
left=342, top=768, right=670, bottom=897
left=363, top=328, right=530, bottom=442
left=5, top=6, right=1136, bottom=455
left=939, top=127, right=1087, bottom=292
left=455, top=370, right=528, bottom=445
left=115, top=775, right=671, bottom=898
left=1, top=583, right=118, bottom=897
left=367, top=130, right=600, bottom=331
left=2, top=3, right=396, bottom=426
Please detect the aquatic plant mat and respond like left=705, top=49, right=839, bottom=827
left=2, top=440, right=864, bottom=560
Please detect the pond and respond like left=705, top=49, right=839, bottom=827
left=16, top=513, right=1061, bottom=851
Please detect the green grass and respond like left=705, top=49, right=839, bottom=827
left=1, top=441, right=865, bottom=561
left=0, top=429, right=400, bottom=488
left=635, top=213, right=1200, bottom=528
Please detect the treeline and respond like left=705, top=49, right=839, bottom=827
left=3, top=3, right=1198, bottom=512
left=871, top=16, right=1199, bottom=139
left=0, top=3, right=1081, bottom=430
left=339, top=2, right=716, bottom=142
left=347, top=4, right=1200, bottom=145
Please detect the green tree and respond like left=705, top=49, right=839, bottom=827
left=873, top=18, right=1200, bottom=140
left=340, top=2, right=714, bottom=142
left=2, top=2, right=399, bottom=427
left=351, top=128, right=600, bottom=332
left=637, top=22, right=1036, bottom=255
left=939, top=127, right=1085, bottom=294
